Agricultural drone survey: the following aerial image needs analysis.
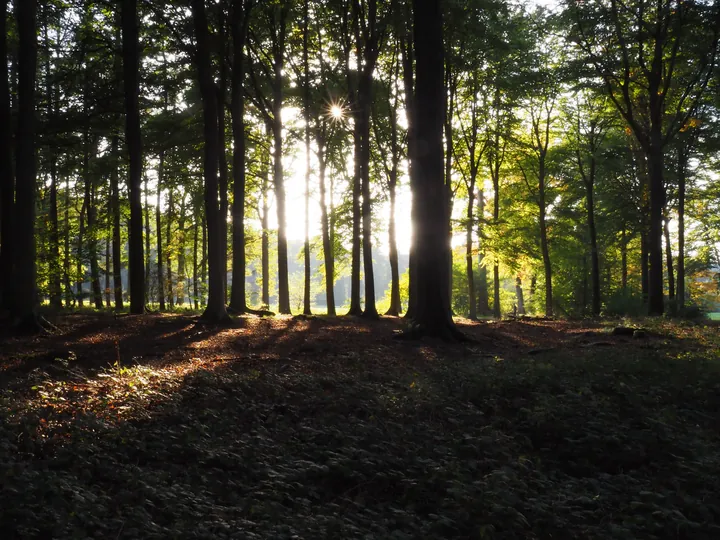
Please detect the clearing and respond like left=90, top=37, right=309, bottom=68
left=1, top=314, right=719, bottom=539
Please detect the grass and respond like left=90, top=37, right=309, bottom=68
left=1, top=316, right=720, bottom=538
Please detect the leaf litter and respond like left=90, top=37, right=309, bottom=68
left=1, top=314, right=720, bottom=539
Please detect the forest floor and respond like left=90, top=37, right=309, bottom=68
left=1, top=313, right=719, bottom=539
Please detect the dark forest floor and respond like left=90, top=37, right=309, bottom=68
left=1, top=313, right=720, bottom=539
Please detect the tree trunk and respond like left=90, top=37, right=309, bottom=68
left=387, top=182, right=401, bottom=316
left=45, top=20, right=62, bottom=309
left=104, top=238, right=111, bottom=307
left=664, top=215, right=674, bottom=303
left=201, top=214, right=207, bottom=306
left=144, top=174, right=151, bottom=302
left=191, top=0, right=230, bottom=322
left=585, top=169, right=601, bottom=316
left=12, top=0, right=40, bottom=330
left=641, top=231, right=649, bottom=302
left=466, top=178, right=476, bottom=320
left=621, top=226, right=628, bottom=292
left=646, top=134, right=664, bottom=315
left=89, top=170, right=104, bottom=309
left=515, top=276, right=525, bottom=315
left=476, top=188, right=490, bottom=315
left=122, top=0, right=145, bottom=314
left=537, top=159, right=553, bottom=317
left=229, top=0, right=251, bottom=313
left=217, top=8, right=229, bottom=303
left=676, top=147, right=686, bottom=311
left=358, top=73, right=377, bottom=317
left=156, top=155, right=165, bottom=310
left=317, top=126, right=336, bottom=315
left=111, top=135, right=124, bottom=309
left=193, top=214, right=199, bottom=309
left=348, top=115, right=363, bottom=316
left=166, top=187, right=174, bottom=309
left=261, top=137, right=270, bottom=309
left=408, top=0, right=457, bottom=338
left=0, top=0, right=14, bottom=312
left=63, top=177, right=73, bottom=306
left=176, top=192, right=187, bottom=306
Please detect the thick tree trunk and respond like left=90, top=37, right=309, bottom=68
left=191, top=0, right=230, bottom=323
left=641, top=231, right=649, bottom=302
left=0, top=0, right=14, bottom=312
left=229, top=0, right=251, bottom=313
left=12, top=0, right=40, bottom=330
left=408, top=0, right=457, bottom=338
left=122, top=0, right=145, bottom=314
left=217, top=8, right=229, bottom=302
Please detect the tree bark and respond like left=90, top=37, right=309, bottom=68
left=476, top=188, right=490, bottom=315
left=166, top=186, right=174, bottom=309
left=302, top=0, right=312, bottom=316
left=12, top=0, right=40, bottom=329
left=664, top=215, right=675, bottom=303
left=408, top=0, right=457, bottom=338
left=192, top=0, right=230, bottom=322
left=156, top=155, right=165, bottom=310
left=111, top=135, right=124, bottom=309
left=676, top=146, right=686, bottom=311
left=316, top=121, right=336, bottom=315
left=465, top=182, right=476, bottom=320
left=0, top=0, right=14, bottom=312
left=229, top=0, right=252, bottom=313
left=515, top=276, right=525, bottom=315
left=122, top=0, right=145, bottom=314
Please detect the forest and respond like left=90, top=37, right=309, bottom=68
left=2, top=0, right=720, bottom=538
left=0, top=0, right=717, bottom=332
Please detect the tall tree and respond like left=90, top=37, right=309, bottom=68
left=191, top=0, right=230, bottom=322
left=229, top=0, right=253, bottom=314
left=0, top=0, right=14, bottom=312
left=569, top=0, right=720, bottom=315
left=408, top=0, right=458, bottom=338
left=122, top=0, right=145, bottom=314
left=13, top=0, right=40, bottom=330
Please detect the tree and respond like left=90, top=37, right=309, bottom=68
left=229, top=0, right=254, bottom=313
left=122, top=0, right=145, bottom=314
left=568, top=0, right=720, bottom=315
left=407, top=0, right=458, bottom=338
left=0, top=0, right=14, bottom=312
left=191, top=0, right=231, bottom=323
left=13, top=0, right=40, bottom=330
